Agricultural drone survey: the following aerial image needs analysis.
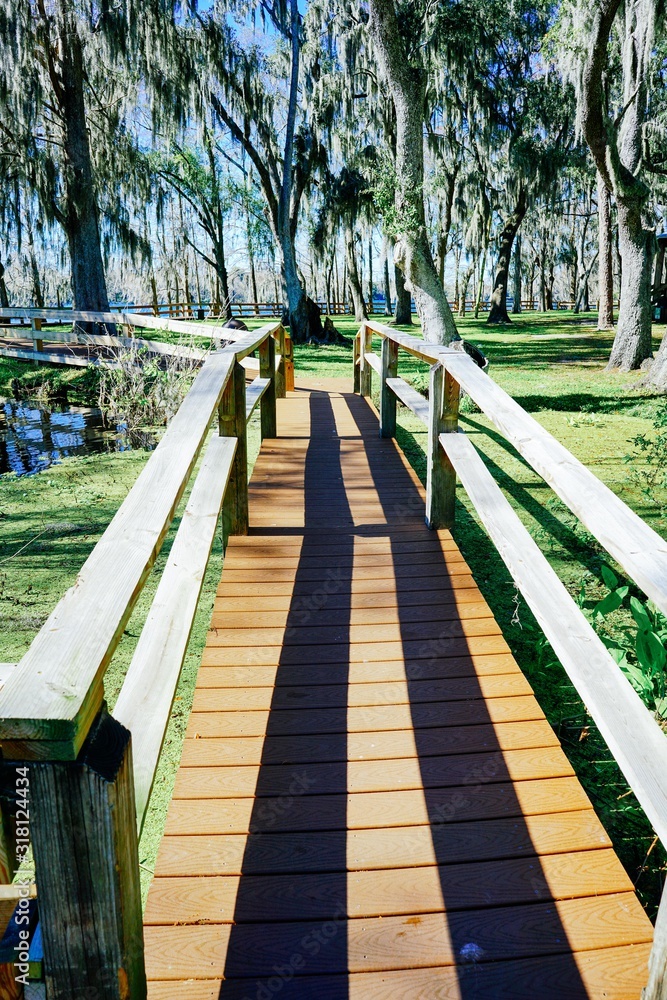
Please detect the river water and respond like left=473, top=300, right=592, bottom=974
left=0, top=399, right=134, bottom=476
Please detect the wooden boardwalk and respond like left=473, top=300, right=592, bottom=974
left=143, top=377, right=654, bottom=999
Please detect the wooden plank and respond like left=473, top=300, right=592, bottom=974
left=219, top=361, right=248, bottom=537
left=385, top=377, right=430, bottom=425
left=244, top=376, right=270, bottom=420
left=143, top=848, right=631, bottom=925
left=440, top=347, right=667, bottom=619
left=442, top=429, right=667, bottom=850
left=200, top=633, right=513, bottom=666
left=144, top=895, right=652, bottom=983
left=153, top=810, right=608, bottom=878
left=147, top=944, right=652, bottom=1000
left=190, top=672, right=528, bottom=712
left=210, top=600, right=492, bottom=629
left=163, top=776, right=593, bottom=837
left=0, top=349, right=236, bottom=760
left=380, top=336, right=399, bottom=438
left=207, top=616, right=502, bottom=647
left=215, top=577, right=480, bottom=601
left=192, top=652, right=519, bottom=689
left=179, top=719, right=559, bottom=767
left=172, top=745, right=574, bottom=800
left=113, top=436, right=236, bottom=826
left=185, top=695, right=545, bottom=739
left=364, top=351, right=382, bottom=375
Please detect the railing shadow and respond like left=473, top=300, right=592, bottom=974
left=221, top=390, right=351, bottom=998
left=346, top=390, right=589, bottom=997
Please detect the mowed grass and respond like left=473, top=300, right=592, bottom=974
left=1, top=307, right=667, bottom=912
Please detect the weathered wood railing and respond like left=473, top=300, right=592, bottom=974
left=0, top=306, right=295, bottom=389
left=355, top=319, right=667, bottom=999
left=0, top=317, right=288, bottom=997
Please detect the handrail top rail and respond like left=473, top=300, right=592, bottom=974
left=0, top=306, right=282, bottom=347
left=0, top=321, right=283, bottom=761
left=358, top=320, right=667, bottom=621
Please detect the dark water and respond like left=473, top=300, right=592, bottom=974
left=0, top=399, right=134, bottom=476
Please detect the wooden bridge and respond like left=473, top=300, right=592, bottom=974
left=0, top=315, right=666, bottom=998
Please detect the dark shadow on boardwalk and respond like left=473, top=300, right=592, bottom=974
left=220, top=390, right=351, bottom=999
left=346, top=390, right=589, bottom=998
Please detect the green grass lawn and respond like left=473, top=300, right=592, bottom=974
left=1, top=307, right=667, bottom=912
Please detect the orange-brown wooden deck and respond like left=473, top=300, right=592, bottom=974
left=143, top=377, right=654, bottom=998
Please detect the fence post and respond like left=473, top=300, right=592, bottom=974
left=259, top=333, right=277, bottom=439
left=219, top=359, right=248, bottom=537
left=359, top=324, right=372, bottom=397
left=274, top=326, right=286, bottom=399
left=284, top=333, right=295, bottom=392
left=29, top=708, right=146, bottom=999
left=31, top=317, right=44, bottom=353
left=380, top=336, right=398, bottom=438
left=426, top=362, right=459, bottom=529
left=353, top=332, right=360, bottom=394
left=643, top=882, right=667, bottom=999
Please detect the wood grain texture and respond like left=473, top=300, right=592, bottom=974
left=144, top=376, right=654, bottom=995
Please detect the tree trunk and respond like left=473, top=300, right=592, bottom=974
left=0, top=259, right=9, bottom=312
left=607, top=200, right=654, bottom=369
left=474, top=243, right=488, bottom=319
left=367, top=234, right=374, bottom=313
left=436, top=167, right=458, bottom=286
left=512, top=233, right=522, bottom=313
left=368, top=0, right=458, bottom=344
left=60, top=27, right=110, bottom=325
left=458, top=260, right=474, bottom=317
left=394, top=259, right=412, bottom=324
left=344, top=224, right=367, bottom=321
left=597, top=171, right=614, bottom=329
left=579, top=0, right=654, bottom=369
left=383, top=243, right=393, bottom=316
left=641, top=332, right=667, bottom=391
left=487, top=188, right=527, bottom=324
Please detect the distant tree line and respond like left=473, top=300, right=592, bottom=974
left=0, top=1, right=666, bottom=386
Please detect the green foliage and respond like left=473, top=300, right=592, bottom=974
left=625, top=401, right=667, bottom=520
left=579, top=564, right=667, bottom=714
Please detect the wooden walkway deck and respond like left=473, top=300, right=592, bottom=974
left=143, top=377, right=654, bottom=999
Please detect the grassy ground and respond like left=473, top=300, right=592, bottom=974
left=1, top=308, right=667, bottom=914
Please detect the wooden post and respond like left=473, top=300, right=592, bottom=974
left=30, top=708, right=146, bottom=999
left=219, top=360, right=248, bottom=537
left=259, top=333, right=277, bottom=440
left=644, top=883, right=667, bottom=999
left=359, top=324, right=372, bottom=398
left=284, top=334, right=295, bottom=392
left=353, top=332, right=360, bottom=394
left=31, top=317, right=44, bottom=353
left=426, top=362, right=459, bottom=529
left=379, top=336, right=398, bottom=437
left=274, top=326, right=286, bottom=399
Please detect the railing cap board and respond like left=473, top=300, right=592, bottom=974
left=441, top=431, right=667, bottom=847
left=365, top=321, right=667, bottom=619
left=0, top=349, right=237, bottom=761
left=113, top=434, right=237, bottom=826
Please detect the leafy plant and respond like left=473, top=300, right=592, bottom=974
left=578, top=563, right=667, bottom=715
left=625, top=402, right=667, bottom=520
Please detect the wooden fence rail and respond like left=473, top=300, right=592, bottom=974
left=355, top=318, right=667, bottom=1000
left=0, top=316, right=287, bottom=998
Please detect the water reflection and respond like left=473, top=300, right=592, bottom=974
left=0, top=399, right=140, bottom=476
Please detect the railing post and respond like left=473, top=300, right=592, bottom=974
left=29, top=708, right=146, bottom=999
left=359, top=324, right=372, bottom=398
left=426, top=362, right=459, bottom=529
left=259, top=333, right=277, bottom=439
left=353, top=331, right=360, bottom=394
left=284, top=333, right=295, bottom=392
left=643, top=882, right=667, bottom=999
left=219, top=359, right=248, bottom=537
left=31, top=317, right=44, bottom=353
left=274, top=325, right=286, bottom=399
left=380, top=336, right=398, bottom=438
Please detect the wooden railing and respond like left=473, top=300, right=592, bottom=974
left=0, top=300, right=353, bottom=323
left=0, top=315, right=288, bottom=997
left=355, top=319, right=667, bottom=998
